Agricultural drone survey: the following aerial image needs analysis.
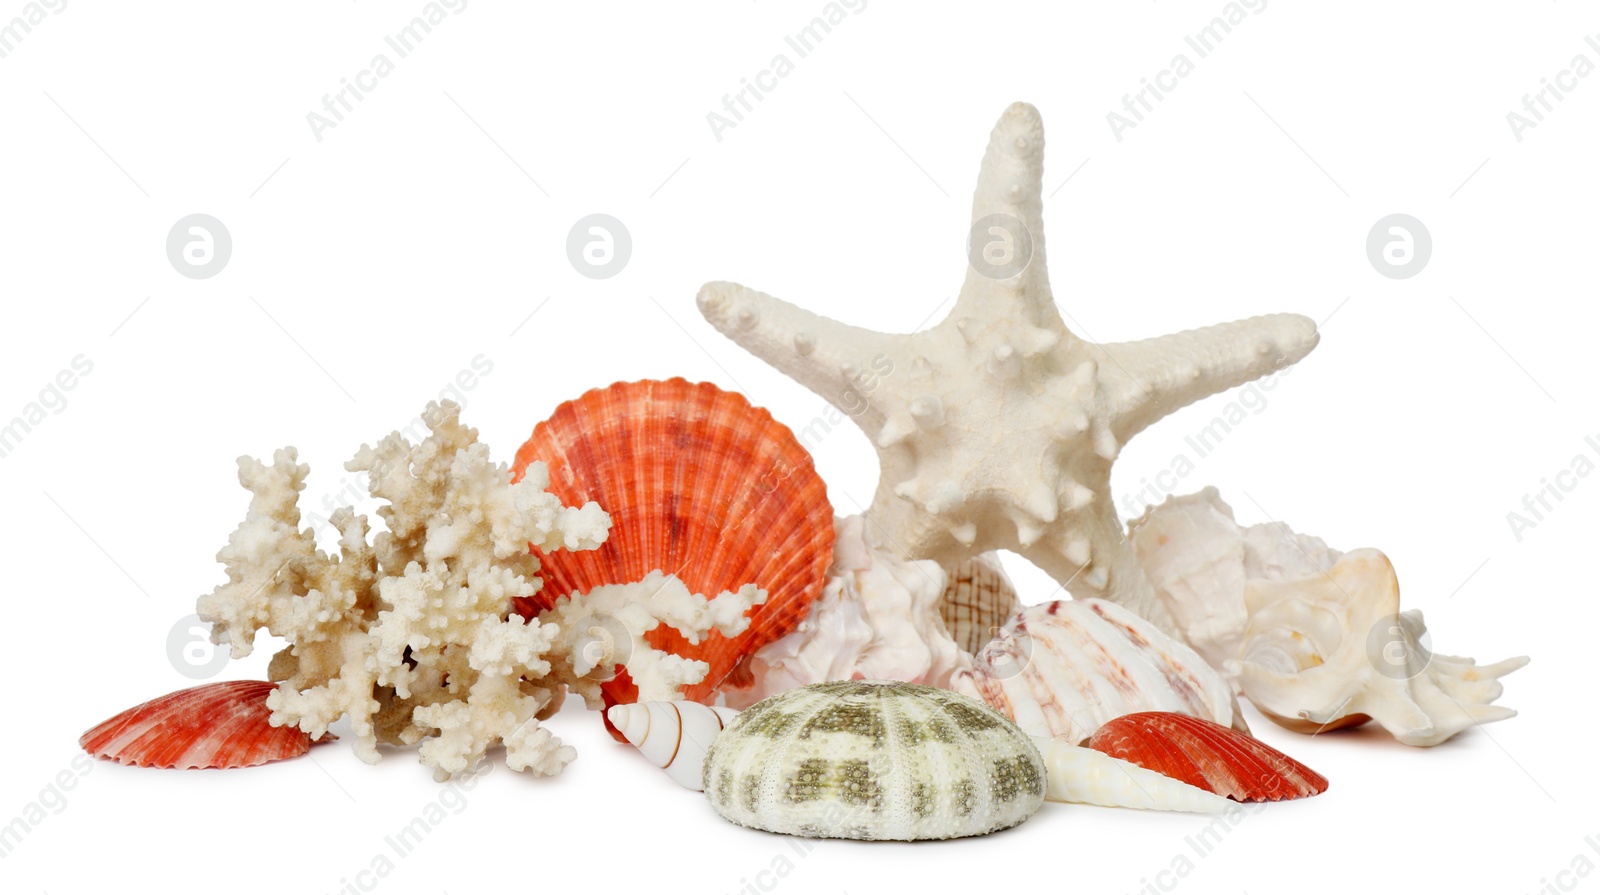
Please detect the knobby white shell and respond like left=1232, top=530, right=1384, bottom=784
left=607, top=701, right=739, bottom=790
left=722, top=515, right=969, bottom=709
left=702, top=681, right=1045, bottom=841
left=1031, top=737, right=1232, bottom=814
left=1238, top=550, right=1528, bottom=746
left=1130, top=488, right=1527, bottom=746
left=952, top=598, right=1239, bottom=744
left=1129, top=486, right=1341, bottom=673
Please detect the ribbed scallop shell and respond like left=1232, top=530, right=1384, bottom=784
left=952, top=598, right=1238, bottom=745
left=512, top=379, right=833, bottom=709
left=702, top=680, right=1045, bottom=841
left=939, top=552, right=1021, bottom=656
left=79, top=681, right=313, bottom=770
left=1088, top=712, right=1328, bottom=802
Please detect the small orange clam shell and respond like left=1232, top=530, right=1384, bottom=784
left=80, top=680, right=316, bottom=770
left=512, top=379, right=833, bottom=711
left=1087, top=711, right=1328, bottom=801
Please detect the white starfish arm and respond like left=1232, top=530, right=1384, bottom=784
left=952, top=101, right=1067, bottom=332
left=970, top=103, right=1047, bottom=245
left=1098, top=313, right=1320, bottom=441
left=696, top=281, right=910, bottom=439
left=1020, top=499, right=1176, bottom=632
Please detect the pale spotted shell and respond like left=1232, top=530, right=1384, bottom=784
left=701, top=680, right=1045, bottom=840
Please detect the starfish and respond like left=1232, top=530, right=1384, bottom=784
left=695, top=102, right=1318, bottom=633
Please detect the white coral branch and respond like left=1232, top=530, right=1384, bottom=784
left=195, top=400, right=615, bottom=779
left=540, top=570, right=768, bottom=707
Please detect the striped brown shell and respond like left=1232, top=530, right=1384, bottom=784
left=939, top=551, right=1021, bottom=655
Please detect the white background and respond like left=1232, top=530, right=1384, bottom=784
left=1, top=2, right=1591, bottom=892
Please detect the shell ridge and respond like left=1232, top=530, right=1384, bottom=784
left=516, top=379, right=834, bottom=706
left=1088, top=600, right=1215, bottom=718
left=1087, top=712, right=1327, bottom=801
left=1012, top=622, right=1099, bottom=741
left=80, top=680, right=313, bottom=770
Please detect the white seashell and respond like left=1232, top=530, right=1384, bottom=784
left=1129, top=487, right=1341, bottom=672
left=1031, top=736, right=1232, bottom=814
left=1234, top=549, right=1528, bottom=746
left=720, top=515, right=969, bottom=709
left=703, top=681, right=1045, bottom=840
left=939, top=551, right=1022, bottom=656
left=606, top=701, right=739, bottom=790
left=951, top=598, right=1238, bottom=744
left=1129, top=488, right=1527, bottom=746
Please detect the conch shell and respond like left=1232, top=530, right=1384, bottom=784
left=951, top=598, right=1240, bottom=744
left=719, top=514, right=969, bottom=708
left=1130, top=488, right=1527, bottom=746
left=1236, top=549, right=1527, bottom=745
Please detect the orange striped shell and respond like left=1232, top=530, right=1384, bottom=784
left=511, top=379, right=833, bottom=711
left=80, top=680, right=316, bottom=770
left=1088, top=712, right=1328, bottom=801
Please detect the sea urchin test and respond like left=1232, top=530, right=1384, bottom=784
left=702, top=681, right=1045, bottom=840
left=611, top=683, right=1240, bottom=821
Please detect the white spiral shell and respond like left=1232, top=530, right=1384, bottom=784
left=1031, top=737, right=1232, bottom=813
left=606, top=701, right=739, bottom=790
left=702, top=680, right=1045, bottom=840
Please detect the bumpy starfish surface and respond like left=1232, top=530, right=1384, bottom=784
left=696, top=102, right=1318, bottom=632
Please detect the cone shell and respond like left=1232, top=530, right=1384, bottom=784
left=939, top=551, right=1021, bottom=656
left=1087, top=711, right=1328, bottom=802
left=79, top=680, right=314, bottom=770
left=703, top=680, right=1045, bottom=841
left=513, top=379, right=834, bottom=709
left=951, top=598, right=1239, bottom=744
left=607, top=701, right=739, bottom=790
left=1032, top=736, right=1233, bottom=813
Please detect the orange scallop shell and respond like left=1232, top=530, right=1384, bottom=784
left=80, top=680, right=315, bottom=770
left=511, top=379, right=834, bottom=716
left=1087, top=711, right=1328, bottom=801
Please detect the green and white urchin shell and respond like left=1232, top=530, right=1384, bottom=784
left=701, top=680, right=1045, bottom=840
